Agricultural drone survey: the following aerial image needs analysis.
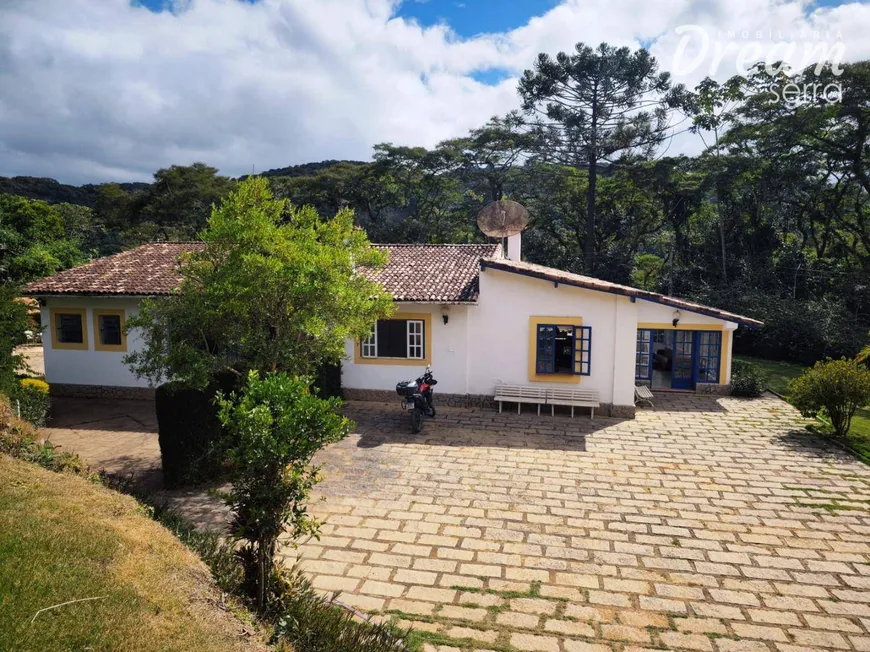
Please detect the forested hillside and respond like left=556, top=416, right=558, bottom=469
left=2, top=43, right=869, bottom=366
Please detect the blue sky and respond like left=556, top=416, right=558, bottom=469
left=3, top=0, right=869, bottom=183
left=136, top=0, right=859, bottom=33
left=395, top=0, right=562, bottom=37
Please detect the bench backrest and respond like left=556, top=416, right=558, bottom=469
left=547, top=388, right=600, bottom=401
left=494, top=384, right=547, bottom=399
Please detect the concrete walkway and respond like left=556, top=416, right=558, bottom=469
left=42, top=394, right=870, bottom=652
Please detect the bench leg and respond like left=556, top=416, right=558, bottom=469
left=551, top=404, right=554, bottom=417
left=591, top=407, right=594, bottom=420
left=499, top=400, right=502, bottom=414
left=571, top=406, right=574, bottom=418
left=517, top=402, right=521, bottom=415
left=537, top=403, right=540, bottom=416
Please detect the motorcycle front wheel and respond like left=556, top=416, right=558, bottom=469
left=410, top=408, right=424, bottom=433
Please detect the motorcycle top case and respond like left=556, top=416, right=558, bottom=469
left=396, top=380, right=418, bottom=397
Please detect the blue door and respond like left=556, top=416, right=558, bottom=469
left=672, top=331, right=695, bottom=390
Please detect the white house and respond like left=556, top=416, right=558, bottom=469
left=24, top=235, right=761, bottom=417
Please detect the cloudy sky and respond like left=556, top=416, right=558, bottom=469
left=0, top=0, right=868, bottom=184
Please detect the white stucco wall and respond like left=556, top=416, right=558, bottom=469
left=38, top=280, right=739, bottom=397
left=341, top=303, right=471, bottom=395
left=40, top=297, right=149, bottom=388
left=466, top=268, right=636, bottom=407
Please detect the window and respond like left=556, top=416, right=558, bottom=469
left=58, top=314, right=83, bottom=343
left=92, top=309, right=126, bottom=352
left=635, top=329, right=652, bottom=380
left=697, top=331, right=722, bottom=383
left=359, top=316, right=428, bottom=362
left=535, top=323, right=592, bottom=376
left=50, top=308, right=88, bottom=350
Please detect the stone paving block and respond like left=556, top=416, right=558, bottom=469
left=48, top=395, right=870, bottom=652
left=509, top=632, right=561, bottom=652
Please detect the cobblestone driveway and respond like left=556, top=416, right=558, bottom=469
left=42, top=394, right=870, bottom=652
left=284, top=395, right=870, bottom=652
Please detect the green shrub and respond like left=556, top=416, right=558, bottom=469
left=0, top=394, right=83, bottom=474
left=269, top=566, right=411, bottom=652
left=730, top=360, right=767, bottom=398
left=150, top=499, right=411, bottom=652
left=10, top=378, right=51, bottom=426
left=154, top=371, right=239, bottom=488
left=789, top=358, right=870, bottom=437
left=217, top=371, right=352, bottom=610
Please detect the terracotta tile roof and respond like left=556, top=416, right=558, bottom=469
left=482, top=258, right=763, bottom=328
left=23, top=243, right=204, bottom=297
left=24, top=242, right=502, bottom=303
left=365, top=244, right=501, bottom=303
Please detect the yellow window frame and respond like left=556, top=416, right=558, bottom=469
left=354, top=312, right=432, bottom=366
left=93, top=309, right=127, bottom=352
left=50, top=308, right=88, bottom=351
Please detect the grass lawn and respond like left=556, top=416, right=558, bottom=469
left=0, top=456, right=268, bottom=652
left=735, top=355, right=870, bottom=463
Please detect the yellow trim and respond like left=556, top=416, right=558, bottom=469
left=93, top=309, right=127, bottom=352
left=528, top=316, right=584, bottom=384
left=49, top=308, right=88, bottom=351
left=720, top=330, right=731, bottom=385
left=637, top=322, right=724, bottom=331
left=354, top=312, right=432, bottom=366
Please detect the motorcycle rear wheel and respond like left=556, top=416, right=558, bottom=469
left=410, top=408, right=424, bottom=433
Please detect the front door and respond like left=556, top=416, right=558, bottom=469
left=672, top=330, right=695, bottom=390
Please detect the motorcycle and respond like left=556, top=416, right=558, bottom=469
left=395, top=366, right=437, bottom=433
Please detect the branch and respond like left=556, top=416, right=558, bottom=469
left=31, top=596, right=107, bottom=623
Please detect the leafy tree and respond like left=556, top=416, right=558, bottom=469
left=518, top=42, right=680, bottom=272
left=631, top=253, right=664, bottom=291
left=216, top=371, right=352, bottom=610
left=124, top=176, right=393, bottom=388
left=0, top=286, right=31, bottom=396
left=138, top=163, right=236, bottom=238
left=687, top=76, right=745, bottom=281
left=437, top=114, right=541, bottom=203
left=0, top=194, right=88, bottom=283
left=790, top=359, right=870, bottom=437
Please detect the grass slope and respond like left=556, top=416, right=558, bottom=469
left=735, top=355, right=870, bottom=462
left=0, top=456, right=269, bottom=652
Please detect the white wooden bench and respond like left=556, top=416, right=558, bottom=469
left=635, top=384, right=654, bottom=407
left=547, top=388, right=600, bottom=419
left=494, top=384, right=548, bottom=415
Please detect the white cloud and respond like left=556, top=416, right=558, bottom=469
left=0, top=0, right=868, bottom=184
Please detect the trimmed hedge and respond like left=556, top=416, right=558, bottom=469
left=314, top=361, right=343, bottom=400
left=155, top=371, right=240, bottom=489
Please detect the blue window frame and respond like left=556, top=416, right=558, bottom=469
left=696, top=331, right=721, bottom=383
left=635, top=329, right=652, bottom=380
left=535, top=325, right=556, bottom=374
left=536, top=323, right=592, bottom=376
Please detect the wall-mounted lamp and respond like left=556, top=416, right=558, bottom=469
left=672, top=309, right=681, bottom=328
left=441, top=305, right=450, bottom=325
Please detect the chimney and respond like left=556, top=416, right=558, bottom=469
left=506, top=233, right=521, bottom=261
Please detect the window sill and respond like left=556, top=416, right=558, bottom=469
left=52, top=342, right=89, bottom=351
left=528, top=372, right=582, bottom=384
left=355, top=356, right=430, bottom=366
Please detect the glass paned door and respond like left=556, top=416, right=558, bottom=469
left=635, top=329, right=652, bottom=380
left=672, top=331, right=695, bottom=390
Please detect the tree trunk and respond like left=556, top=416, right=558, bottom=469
left=717, top=196, right=727, bottom=282
left=257, top=541, right=267, bottom=611
left=585, top=98, right=599, bottom=274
